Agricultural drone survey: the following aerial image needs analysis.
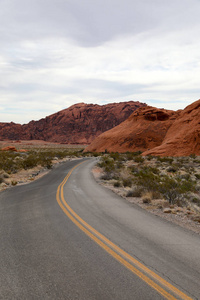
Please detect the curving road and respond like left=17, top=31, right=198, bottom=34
left=0, top=158, right=199, bottom=299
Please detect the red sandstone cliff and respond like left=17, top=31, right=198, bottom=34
left=0, top=101, right=146, bottom=144
left=85, top=106, right=177, bottom=153
left=143, top=99, right=200, bottom=156
left=85, top=99, right=200, bottom=156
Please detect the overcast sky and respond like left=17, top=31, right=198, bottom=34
left=0, top=0, right=200, bottom=124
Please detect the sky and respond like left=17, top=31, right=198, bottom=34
left=0, top=0, right=200, bottom=124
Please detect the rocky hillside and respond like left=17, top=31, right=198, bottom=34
left=85, top=106, right=177, bottom=153
left=143, top=99, right=200, bottom=156
left=0, top=101, right=146, bottom=144
left=85, top=99, right=200, bottom=156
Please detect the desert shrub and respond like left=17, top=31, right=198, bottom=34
left=3, top=173, right=10, bottom=178
left=110, top=152, right=120, bottom=161
left=113, top=180, right=121, bottom=187
left=151, top=190, right=162, bottom=199
left=178, top=173, right=191, bottom=180
left=158, top=176, right=196, bottom=204
left=122, top=177, right=132, bottom=187
left=157, top=157, right=174, bottom=164
left=178, top=179, right=196, bottom=193
left=116, top=161, right=123, bottom=169
left=166, top=165, right=177, bottom=173
left=124, top=151, right=142, bottom=160
left=134, top=156, right=145, bottom=163
left=92, top=152, right=101, bottom=157
left=146, top=155, right=154, bottom=161
left=11, top=181, right=17, bottom=186
left=129, top=166, right=139, bottom=175
left=21, top=154, right=38, bottom=169
left=142, top=191, right=152, bottom=204
left=98, top=157, right=115, bottom=171
left=195, top=173, right=200, bottom=180
left=126, top=187, right=143, bottom=197
left=189, top=153, right=196, bottom=159
left=134, top=168, right=160, bottom=191
left=101, top=172, right=114, bottom=181
left=159, top=177, right=180, bottom=204
left=192, top=197, right=200, bottom=207
left=142, top=165, right=160, bottom=175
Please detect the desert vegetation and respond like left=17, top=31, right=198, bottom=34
left=0, top=146, right=88, bottom=188
left=97, top=152, right=200, bottom=224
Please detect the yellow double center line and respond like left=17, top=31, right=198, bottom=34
left=56, top=161, right=193, bottom=300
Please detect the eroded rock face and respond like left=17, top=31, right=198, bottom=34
left=85, top=106, right=177, bottom=153
left=143, top=99, right=200, bottom=156
left=85, top=99, right=200, bottom=156
left=0, top=101, right=146, bottom=144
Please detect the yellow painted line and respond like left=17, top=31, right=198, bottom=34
left=57, top=161, right=193, bottom=300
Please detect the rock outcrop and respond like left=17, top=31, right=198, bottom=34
left=0, top=101, right=146, bottom=144
left=85, top=99, right=200, bottom=156
left=143, top=99, right=200, bottom=156
left=85, top=106, right=177, bottom=153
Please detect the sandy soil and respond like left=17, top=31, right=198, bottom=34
left=92, top=167, right=200, bottom=235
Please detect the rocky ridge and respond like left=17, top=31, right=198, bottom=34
left=0, top=101, right=146, bottom=144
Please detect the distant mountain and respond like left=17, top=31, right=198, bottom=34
left=85, top=99, right=200, bottom=156
left=0, top=101, right=146, bottom=144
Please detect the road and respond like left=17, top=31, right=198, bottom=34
left=0, top=158, right=199, bottom=299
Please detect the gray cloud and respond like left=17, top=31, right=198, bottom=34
left=1, top=0, right=199, bottom=46
left=1, top=0, right=200, bottom=123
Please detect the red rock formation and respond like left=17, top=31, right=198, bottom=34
left=0, top=101, right=146, bottom=144
left=143, top=99, right=200, bottom=156
left=1, top=146, right=17, bottom=152
left=85, top=106, right=177, bottom=153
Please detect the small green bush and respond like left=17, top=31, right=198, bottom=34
left=134, top=156, right=145, bottom=163
left=157, top=157, right=174, bottom=164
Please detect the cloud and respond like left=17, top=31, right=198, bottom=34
left=0, top=0, right=200, bottom=123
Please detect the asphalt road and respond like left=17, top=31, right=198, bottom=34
left=0, top=158, right=199, bottom=300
